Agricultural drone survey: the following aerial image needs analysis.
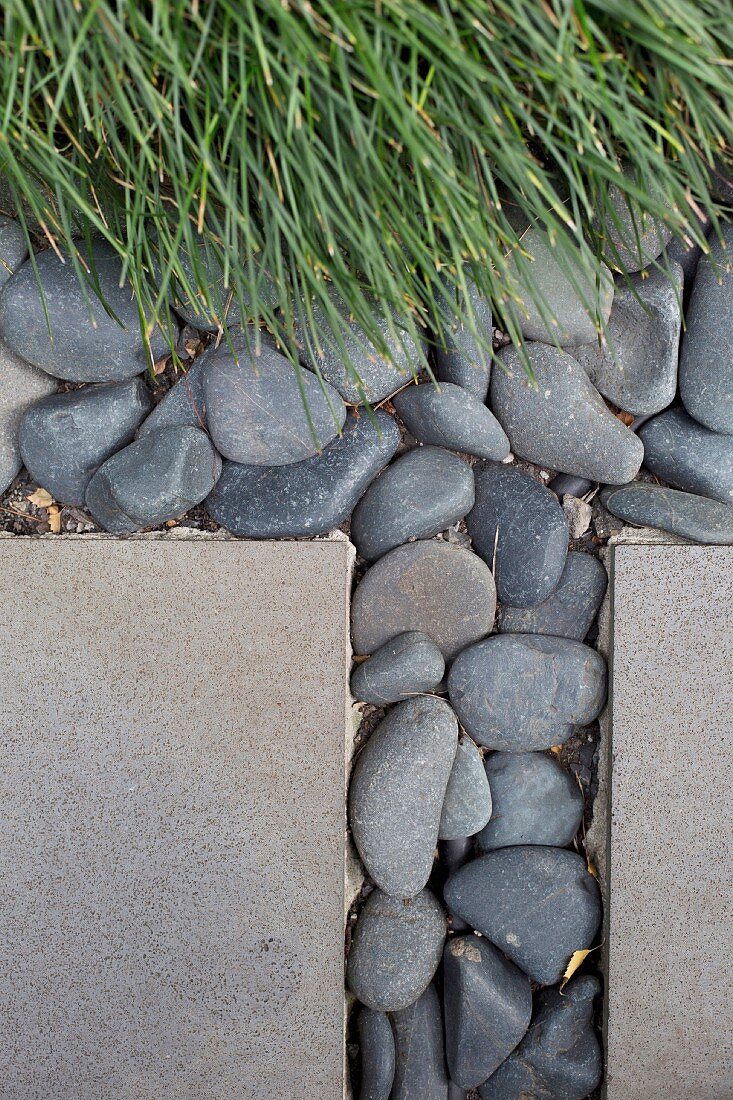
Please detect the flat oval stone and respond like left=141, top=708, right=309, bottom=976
left=351, top=446, right=474, bottom=561
left=680, top=224, right=733, bottom=433
left=350, top=632, right=445, bottom=705
left=444, top=847, right=602, bottom=985
left=346, top=888, right=446, bottom=1012
left=439, top=738, right=492, bottom=841
left=479, top=976, right=602, bottom=1100
left=171, top=240, right=277, bottom=331
left=434, top=279, right=493, bottom=399
left=138, top=355, right=208, bottom=438
left=206, top=410, right=400, bottom=537
left=497, top=551, right=607, bottom=641
left=203, top=337, right=345, bottom=464
left=466, top=462, right=568, bottom=608
left=639, top=406, right=733, bottom=505
left=0, top=241, right=172, bottom=381
left=349, top=696, right=458, bottom=897
left=492, top=344, right=644, bottom=483
left=0, top=342, right=56, bottom=494
left=447, top=634, right=607, bottom=752
left=357, top=1008, right=395, bottom=1100
left=571, top=262, right=683, bottom=415
left=391, top=984, right=449, bottom=1100
left=393, top=383, right=510, bottom=461
left=600, top=482, right=733, bottom=544
left=443, top=934, right=532, bottom=1088
left=351, top=541, right=497, bottom=660
left=19, top=379, right=152, bottom=505
left=478, top=752, right=584, bottom=851
left=85, top=425, right=221, bottom=532
left=0, top=217, right=28, bottom=290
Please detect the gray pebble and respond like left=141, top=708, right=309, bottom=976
left=19, top=379, right=152, bottom=505
left=478, top=752, right=584, bottom=851
left=492, top=344, right=644, bottom=483
left=571, top=263, right=682, bottom=415
left=171, top=240, right=277, bottom=331
left=0, top=241, right=171, bottom=381
left=479, top=976, right=602, bottom=1099
left=434, top=279, right=493, bottom=398
left=357, top=1008, right=395, bottom=1100
left=391, top=983, right=450, bottom=1100
left=443, top=934, right=532, bottom=1089
left=680, top=224, right=733, bottom=433
left=0, top=342, right=56, bottom=494
left=349, top=696, right=458, bottom=897
left=594, top=171, right=673, bottom=272
left=439, top=739, right=492, bottom=841
left=350, top=632, right=445, bottom=705
left=562, top=493, right=593, bottom=539
left=351, top=541, right=497, bottom=660
left=393, top=383, right=510, bottom=461
left=467, top=462, right=568, bottom=608
left=0, top=217, right=28, bottom=290
left=138, top=356, right=208, bottom=438
left=347, top=888, right=446, bottom=1012
left=444, top=847, right=601, bottom=985
left=447, top=634, right=607, bottom=752
left=85, top=425, right=221, bottom=532
left=497, top=551, right=607, bottom=640
left=639, top=406, right=733, bottom=504
left=206, top=410, right=399, bottom=537
left=351, top=446, right=475, bottom=560
left=600, top=482, right=733, bottom=544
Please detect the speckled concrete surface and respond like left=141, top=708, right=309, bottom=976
left=605, top=543, right=733, bottom=1100
left=0, top=537, right=351, bottom=1099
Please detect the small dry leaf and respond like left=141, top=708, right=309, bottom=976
left=47, top=504, right=62, bottom=534
left=550, top=744, right=563, bottom=755
left=153, top=355, right=169, bottom=376
left=587, top=857, right=599, bottom=880
left=616, top=409, right=635, bottom=426
left=560, top=948, right=592, bottom=990
left=27, top=487, right=54, bottom=509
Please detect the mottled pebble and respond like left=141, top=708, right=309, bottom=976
left=391, top=984, right=450, bottom=1100
left=439, top=738, right=492, bottom=841
left=393, top=383, right=510, bottom=461
left=137, top=355, right=208, bottom=438
left=640, top=405, right=733, bottom=505
left=434, top=278, right=493, bottom=398
left=478, top=752, right=584, bottom=851
left=600, top=482, right=733, bottom=544
left=357, top=1008, right=395, bottom=1100
left=497, top=551, right=607, bottom=641
left=350, top=632, right=445, bottom=706
left=0, top=217, right=28, bottom=290
left=0, top=342, right=56, bottom=494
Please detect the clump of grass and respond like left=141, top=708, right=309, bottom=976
left=1, top=0, right=732, bottom=389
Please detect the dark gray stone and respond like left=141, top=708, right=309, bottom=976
left=433, top=279, right=493, bottom=399
left=346, top=888, right=446, bottom=1012
left=0, top=343, right=57, bottom=494
left=680, top=223, right=733, bottom=433
left=349, top=696, right=458, bottom=897
left=466, top=462, right=568, bottom=609
left=391, top=984, right=449, bottom=1100
left=439, top=739, right=492, bottom=842
left=351, top=541, right=497, bottom=660
left=479, top=976, right=602, bottom=1100
left=206, top=410, right=400, bottom=537
left=571, top=263, right=682, bottom=415
left=600, top=482, right=733, bottom=544
left=497, top=551, right=607, bottom=640
left=357, top=1008, right=395, bottom=1100
left=171, top=240, right=277, bottom=331
left=203, top=337, right=345, bottom=464
left=0, top=241, right=171, bottom=381
left=85, top=425, right=221, bottom=533
left=443, top=934, right=532, bottom=1089
left=444, top=847, right=602, bottom=985
left=447, top=634, right=607, bottom=752
left=350, top=632, right=445, bottom=705
left=0, top=217, right=27, bottom=290
left=492, top=344, right=644, bottom=483
left=138, top=356, right=208, bottom=438
left=19, top=379, right=152, bottom=505
left=351, top=446, right=475, bottom=561
left=393, top=383, right=510, bottom=461
left=478, top=752, right=584, bottom=851
left=594, top=170, right=673, bottom=272
left=639, top=406, right=733, bottom=505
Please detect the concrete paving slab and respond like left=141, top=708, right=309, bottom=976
left=0, top=537, right=352, bottom=1100
left=606, top=544, right=733, bottom=1100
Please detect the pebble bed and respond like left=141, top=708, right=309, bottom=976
left=1, top=210, right=732, bottom=1099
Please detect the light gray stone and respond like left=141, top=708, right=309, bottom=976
left=391, top=984, right=450, bottom=1100
left=492, top=343, right=644, bottom=484
left=439, top=738, right=492, bottom=841
left=0, top=240, right=172, bottom=381
left=393, top=383, right=510, bottom=461
left=639, top=406, right=733, bottom=505
left=350, top=632, right=445, bottom=706
left=347, top=888, right=446, bottom=1012
left=349, top=696, right=458, bottom=897
left=351, top=446, right=475, bottom=561
left=433, top=278, right=492, bottom=399
left=357, top=1008, right=395, bottom=1100
left=85, top=425, right=221, bottom=532
left=570, top=263, right=683, bottom=415
left=680, top=224, right=733, bottom=433
left=601, top=482, right=733, bottom=544
left=478, top=751, right=584, bottom=851
left=562, top=492, right=593, bottom=538
left=137, top=355, right=208, bottom=438
left=497, top=551, right=607, bottom=640
left=0, top=341, right=56, bottom=493
left=0, top=216, right=27, bottom=290
left=351, top=540, right=497, bottom=660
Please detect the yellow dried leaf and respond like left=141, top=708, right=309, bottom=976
left=560, top=948, right=591, bottom=990
left=27, top=487, right=53, bottom=508
left=47, top=505, right=62, bottom=534
left=587, top=857, right=599, bottom=880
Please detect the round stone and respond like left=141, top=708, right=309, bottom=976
left=433, top=278, right=493, bottom=399
left=600, top=483, right=733, bottom=544
left=0, top=343, right=56, bottom=494
left=350, top=632, right=445, bottom=706
left=497, top=551, right=607, bottom=641
left=393, top=383, right=510, bottom=462
left=351, top=541, right=497, bottom=660
left=467, top=462, right=568, bottom=609
left=478, top=752, right=584, bottom=851
left=349, top=696, right=458, bottom=898
left=0, top=217, right=28, bottom=290
left=639, top=406, right=733, bottom=505
left=680, top=223, right=733, bottom=433
left=0, top=241, right=172, bottom=381
left=346, top=888, right=446, bottom=1012
left=444, top=847, right=602, bottom=985
left=391, top=984, right=449, bottom=1100
left=439, top=738, right=492, bottom=842
left=357, top=1008, right=395, bottom=1100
